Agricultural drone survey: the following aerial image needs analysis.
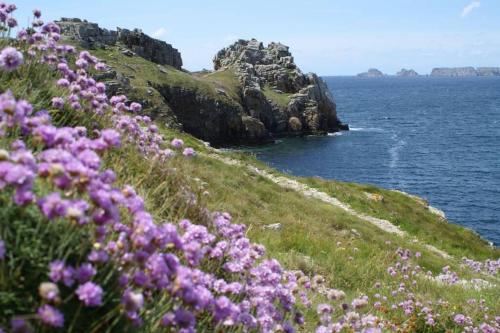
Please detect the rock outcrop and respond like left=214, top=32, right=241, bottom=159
left=56, top=18, right=182, bottom=69
left=357, top=68, right=385, bottom=77
left=397, top=68, right=419, bottom=77
left=212, top=39, right=347, bottom=141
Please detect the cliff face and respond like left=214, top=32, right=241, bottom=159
left=56, top=18, right=183, bottom=69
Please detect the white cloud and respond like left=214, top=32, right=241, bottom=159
left=461, top=0, right=481, bottom=18
left=151, top=27, right=168, bottom=39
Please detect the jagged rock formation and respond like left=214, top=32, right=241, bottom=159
left=211, top=39, right=347, bottom=141
left=357, top=68, right=385, bottom=77
left=397, top=68, right=419, bottom=77
left=56, top=18, right=182, bottom=69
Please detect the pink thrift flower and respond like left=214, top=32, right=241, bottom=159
left=37, top=305, right=64, bottom=327
left=170, top=138, right=184, bottom=148
left=183, top=147, right=196, bottom=157
left=129, top=102, right=142, bottom=113
left=0, top=47, right=23, bottom=71
left=51, top=97, right=64, bottom=109
left=76, top=282, right=103, bottom=307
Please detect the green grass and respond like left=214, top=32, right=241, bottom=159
left=261, top=84, right=292, bottom=108
left=202, top=69, right=242, bottom=101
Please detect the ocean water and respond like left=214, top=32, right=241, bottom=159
left=249, top=76, right=500, bottom=246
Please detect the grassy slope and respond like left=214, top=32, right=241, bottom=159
left=300, top=177, right=497, bottom=260
left=90, top=46, right=242, bottom=113
left=261, top=84, right=292, bottom=108
left=1, top=42, right=499, bottom=329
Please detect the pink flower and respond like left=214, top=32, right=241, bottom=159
left=170, top=138, right=184, bottom=148
left=51, top=97, right=64, bottom=109
left=37, top=305, right=64, bottom=327
left=0, top=47, right=23, bottom=71
left=129, top=102, right=142, bottom=113
left=182, top=147, right=196, bottom=157
left=76, top=282, right=103, bottom=307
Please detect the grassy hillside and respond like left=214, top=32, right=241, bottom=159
left=90, top=46, right=242, bottom=117
left=0, top=7, right=499, bottom=333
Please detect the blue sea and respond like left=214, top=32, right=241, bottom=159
left=249, top=76, right=500, bottom=246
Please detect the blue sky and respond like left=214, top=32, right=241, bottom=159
left=13, top=0, right=500, bottom=75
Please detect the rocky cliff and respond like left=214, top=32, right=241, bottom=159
left=357, top=68, right=385, bottom=77
left=59, top=21, right=346, bottom=144
left=56, top=18, right=182, bottom=69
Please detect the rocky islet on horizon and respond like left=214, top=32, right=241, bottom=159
left=396, top=68, right=419, bottom=77
left=357, top=68, right=385, bottom=77
left=355, top=67, right=500, bottom=77
left=430, top=67, right=500, bottom=77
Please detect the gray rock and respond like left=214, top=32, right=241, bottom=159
left=263, top=223, right=282, bottom=230
left=121, top=49, right=135, bottom=57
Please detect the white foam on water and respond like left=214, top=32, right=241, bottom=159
left=389, top=137, right=406, bottom=168
left=327, top=132, right=343, bottom=136
left=349, top=127, right=384, bottom=132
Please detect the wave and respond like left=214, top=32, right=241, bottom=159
left=349, top=127, right=385, bottom=132
left=327, top=132, right=343, bottom=136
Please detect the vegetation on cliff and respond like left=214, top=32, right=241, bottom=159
left=0, top=3, right=499, bottom=333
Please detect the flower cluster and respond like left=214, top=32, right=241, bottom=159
left=462, top=257, right=500, bottom=276
left=0, top=2, right=18, bottom=36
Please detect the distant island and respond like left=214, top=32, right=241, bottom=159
left=355, top=67, right=500, bottom=77
left=357, top=68, right=385, bottom=77
left=431, top=67, right=500, bottom=77
left=397, top=68, right=419, bottom=77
